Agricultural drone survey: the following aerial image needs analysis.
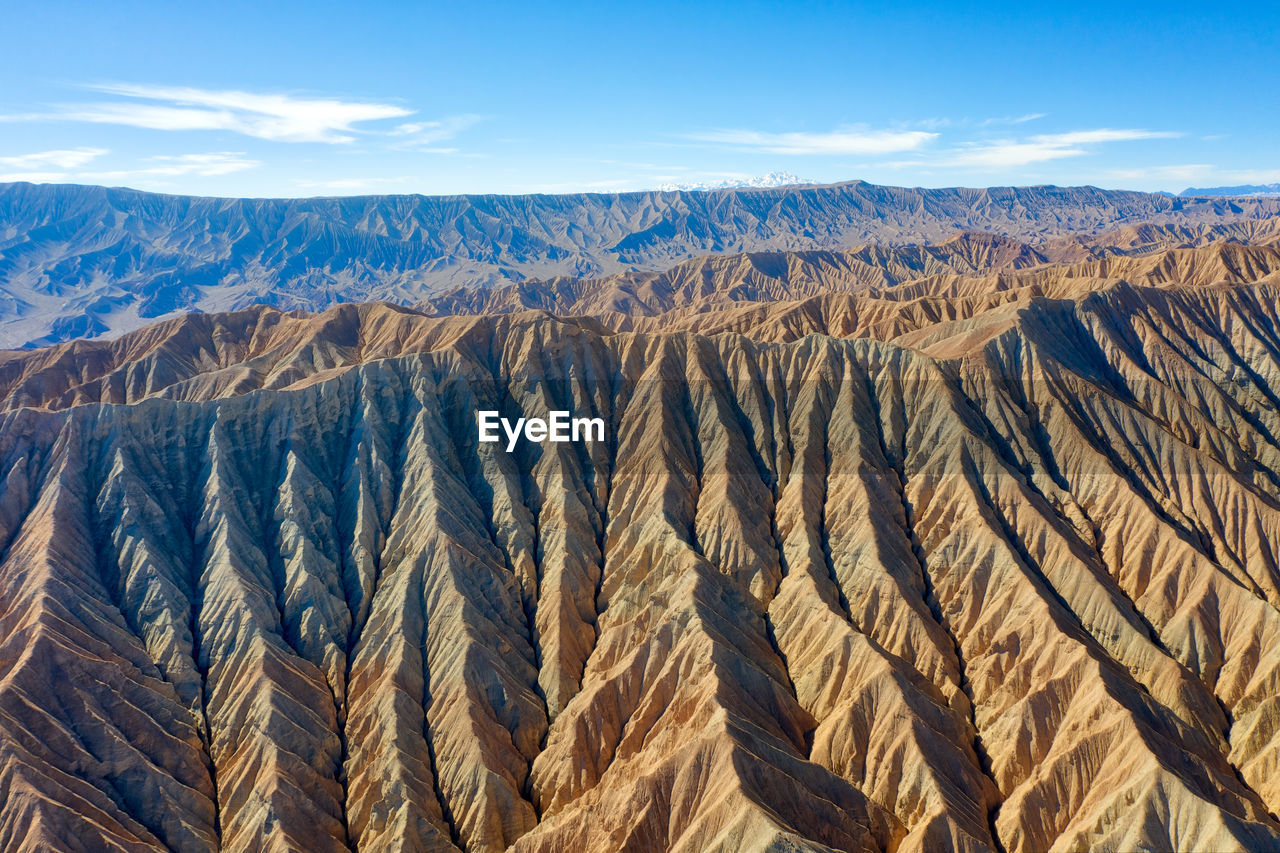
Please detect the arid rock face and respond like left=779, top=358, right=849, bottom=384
left=4, top=232, right=1280, bottom=851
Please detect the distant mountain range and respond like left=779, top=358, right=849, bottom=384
left=1181, top=182, right=1280, bottom=197
left=655, top=170, right=813, bottom=191
left=2, top=179, right=1280, bottom=348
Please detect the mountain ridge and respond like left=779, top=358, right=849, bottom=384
left=4, top=179, right=1280, bottom=348
left=1182, top=182, right=1280, bottom=197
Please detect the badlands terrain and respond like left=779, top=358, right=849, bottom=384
left=3, top=184, right=1280, bottom=851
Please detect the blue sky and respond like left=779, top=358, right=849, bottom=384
left=1, top=0, right=1276, bottom=197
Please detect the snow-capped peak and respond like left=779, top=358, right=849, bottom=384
left=656, top=171, right=815, bottom=192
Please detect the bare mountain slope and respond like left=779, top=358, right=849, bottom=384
left=4, top=264, right=1280, bottom=849
left=3, top=180, right=1280, bottom=347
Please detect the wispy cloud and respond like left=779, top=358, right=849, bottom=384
left=1040, top=129, right=1180, bottom=145
left=0, top=147, right=108, bottom=171
left=978, top=113, right=1047, bottom=127
left=295, top=176, right=417, bottom=193
left=86, top=152, right=259, bottom=180
left=1104, top=164, right=1280, bottom=188
left=0, top=149, right=258, bottom=185
left=3, top=83, right=413, bottom=143
left=0, top=147, right=111, bottom=182
left=686, top=126, right=937, bottom=155
left=1103, top=163, right=1216, bottom=183
left=389, top=114, right=485, bottom=151
left=898, top=128, right=1182, bottom=169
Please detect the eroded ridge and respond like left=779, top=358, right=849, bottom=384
left=3, top=280, right=1280, bottom=850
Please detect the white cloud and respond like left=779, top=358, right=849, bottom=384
left=0, top=151, right=259, bottom=186
left=1103, top=163, right=1217, bottom=183
left=581, top=179, right=635, bottom=189
left=0, top=147, right=107, bottom=170
left=0, top=171, right=68, bottom=183
left=295, top=176, right=416, bottom=193
left=389, top=114, right=485, bottom=150
left=85, top=152, right=259, bottom=180
left=1040, top=129, right=1180, bottom=145
left=687, top=127, right=937, bottom=155
left=1105, top=164, right=1280, bottom=187
left=940, top=141, right=1082, bottom=168
left=978, top=113, right=1047, bottom=127
left=21, top=83, right=413, bottom=143
left=914, top=128, right=1182, bottom=168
